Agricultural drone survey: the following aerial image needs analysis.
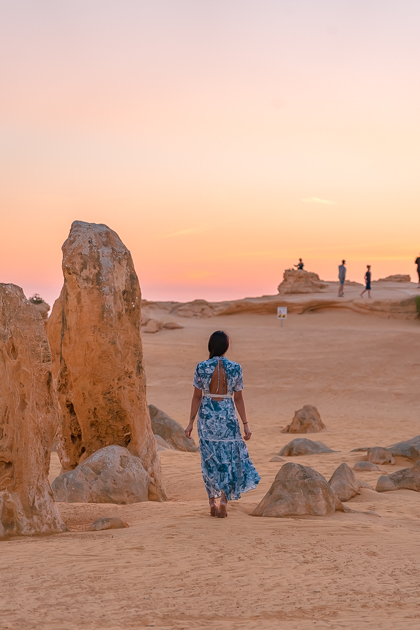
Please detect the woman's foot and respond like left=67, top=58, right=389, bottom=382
left=217, top=493, right=228, bottom=518
left=209, top=498, right=218, bottom=517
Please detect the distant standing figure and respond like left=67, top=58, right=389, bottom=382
left=360, top=265, right=372, bottom=298
left=338, top=260, right=346, bottom=297
left=185, top=331, right=260, bottom=519
left=294, top=258, right=304, bottom=270
left=415, top=254, right=420, bottom=288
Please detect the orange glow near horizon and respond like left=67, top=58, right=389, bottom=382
left=1, top=2, right=420, bottom=306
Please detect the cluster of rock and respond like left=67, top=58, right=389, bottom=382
left=253, top=462, right=372, bottom=518
left=277, top=269, right=328, bottom=295
left=142, top=318, right=183, bottom=334
left=282, top=405, right=325, bottom=433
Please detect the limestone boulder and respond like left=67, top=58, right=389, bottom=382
left=52, top=446, right=149, bottom=504
left=47, top=221, right=165, bottom=501
left=0, top=284, right=67, bottom=538
left=279, top=438, right=337, bottom=457
left=353, top=461, right=381, bottom=472
left=278, top=269, right=328, bottom=295
left=282, top=405, right=326, bottom=433
left=328, top=463, right=372, bottom=502
left=89, top=517, right=129, bottom=531
left=270, top=456, right=285, bottom=463
left=149, top=405, right=199, bottom=452
left=376, top=460, right=420, bottom=493
left=387, top=436, right=420, bottom=462
left=253, top=463, right=344, bottom=517
left=367, top=447, right=395, bottom=465
left=162, top=321, right=183, bottom=330
left=144, top=318, right=163, bottom=334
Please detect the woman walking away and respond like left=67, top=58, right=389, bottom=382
left=360, top=265, right=372, bottom=298
left=185, top=331, right=260, bottom=518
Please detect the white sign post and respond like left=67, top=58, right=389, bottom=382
left=277, top=306, right=287, bottom=327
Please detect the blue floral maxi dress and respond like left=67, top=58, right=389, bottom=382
left=194, top=357, right=261, bottom=500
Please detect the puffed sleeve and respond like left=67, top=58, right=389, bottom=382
left=193, top=363, right=204, bottom=389
left=232, top=364, right=244, bottom=392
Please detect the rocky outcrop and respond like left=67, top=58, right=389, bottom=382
left=89, top=517, right=129, bottom=531
left=282, top=405, right=326, bottom=433
left=353, top=461, right=381, bottom=472
left=376, top=275, right=411, bottom=283
left=328, top=463, right=372, bottom=502
left=47, top=221, right=165, bottom=500
left=149, top=405, right=199, bottom=452
left=278, top=269, right=328, bottom=295
left=376, top=460, right=420, bottom=493
left=172, top=299, right=215, bottom=318
left=52, top=446, right=149, bottom=504
left=0, top=284, right=67, bottom=538
left=279, top=438, right=337, bottom=457
left=253, top=463, right=345, bottom=517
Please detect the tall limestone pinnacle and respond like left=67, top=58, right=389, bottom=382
left=0, top=283, right=67, bottom=538
left=48, top=221, right=166, bottom=500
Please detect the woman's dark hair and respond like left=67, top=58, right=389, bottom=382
left=208, top=331, right=230, bottom=359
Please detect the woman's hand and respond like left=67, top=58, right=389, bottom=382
left=243, top=424, right=252, bottom=441
left=185, top=422, right=194, bottom=439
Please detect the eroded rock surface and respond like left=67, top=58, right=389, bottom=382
left=253, top=463, right=344, bottom=517
left=328, top=463, right=372, bottom=502
left=376, top=460, right=420, bottom=493
left=0, top=284, right=67, bottom=538
left=52, top=446, right=149, bottom=504
left=279, top=438, right=337, bottom=457
left=282, top=405, right=326, bottom=433
left=149, top=405, right=198, bottom=452
left=353, top=461, right=381, bottom=472
left=89, top=517, right=129, bottom=531
left=278, top=269, right=328, bottom=295
left=47, top=221, right=165, bottom=500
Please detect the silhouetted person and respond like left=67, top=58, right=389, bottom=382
left=338, top=260, right=346, bottom=297
left=360, top=265, right=372, bottom=298
left=294, top=258, right=304, bottom=270
left=415, top=254, right=420, bottom=288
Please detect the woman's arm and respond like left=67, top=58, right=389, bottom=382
left=185, top=387, right=203, bottom=438
left=234, top=391, right=252, bottom=441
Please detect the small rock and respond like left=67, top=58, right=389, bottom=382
left=328, top=463, right=369, bottom=502
left=89, top=517, right=129, bottom=531
left=270, top=456, right=285, bottom=463
left=155, top=434, right=172, bottom=450
left=282, top=405, right=326, bottom=433
left=367, top=447, right=395, bottom=465
left=353, top=461, right=381, bottom=472
left=279, top=438, right=337, bottom=457
left=162, top=321, right=183, bottom=330
left=376, top=460, right=420, bottom=493
left=149, top=405, right=198, bottom=452
left=144, top=318, right=163, bottom=334
left=253, top=463, right=344, bottom=517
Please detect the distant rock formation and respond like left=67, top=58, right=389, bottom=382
left=47, top=221, right=165, bottom=501
left=253, top=463, right=345, bottom=517
left=0, top=284, right=67, bottom=538
left=278, top=269, right=328, bottom=295
left=52, top=446, right=149, bottom=504
left=328, top=463, right=372, bottom=502
left=376, top=460, right=420, bottom=493
left=278, top=438, right=337, bottom=456
left=376, top=275, right=411, bottom=283
left=29, top=295, right=51, bottom=321
left=149, top=405, right=199, bottom=452
left=142, top=318, right=183, bottom=333
left=352, top=436, right=420, bottom=463
left=282, top=405, right=326, bottom=433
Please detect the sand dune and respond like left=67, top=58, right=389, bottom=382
left=2, top=307, right=420, bottom=629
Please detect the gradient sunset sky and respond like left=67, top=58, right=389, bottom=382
left=1, top=1, right=419, bottom=304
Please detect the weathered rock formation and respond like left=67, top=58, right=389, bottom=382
left=253, top=463, right=345, bottom=517
left=144, top=318, right=163, bottom=334
left=282, top=405, right=326, bottom=433
left=149, top=405, right=199, bottom=452
left=279, top=438, right=337, bottom=457
left=328, top=463, right=372, bottom=502
left=367, top=447, right=395, bottom=465
left=0, top=284, right=67, bottom=538
left=47, top=221, right=165, bottom=500
left=89, top=517, right=129, bottom=531
left=353, top=461, right=381, bottom=472
left=29, top=295, right=51, bottom=322
left=376, top=460, right=420, bottom=493
left=278, top=269, right=328, bottom=295
left=376, top=275, right=411, bottom=283
left=52, top=446, right=149, bottom=504
left=386, top=436, right=420, bottom=462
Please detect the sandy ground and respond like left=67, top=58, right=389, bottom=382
left=2, top=309, right=420, bottom=629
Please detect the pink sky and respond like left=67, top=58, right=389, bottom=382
left=1, top=1, right=419, bottom=306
